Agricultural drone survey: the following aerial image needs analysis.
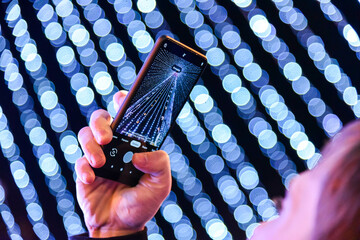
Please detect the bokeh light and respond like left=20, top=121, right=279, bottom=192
left=0, top=1, right=359, bottom=239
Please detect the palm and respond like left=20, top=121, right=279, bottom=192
left=77, top=175, right=164, bottom=232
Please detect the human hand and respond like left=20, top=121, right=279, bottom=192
left=76, top=91, right=172, bottom=238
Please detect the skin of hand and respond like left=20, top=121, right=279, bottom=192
left=76, top=90, right=172, bottom=238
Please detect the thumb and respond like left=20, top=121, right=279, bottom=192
left=132, top=150, right=171, bottom=177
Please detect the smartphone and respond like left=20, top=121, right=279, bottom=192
left=94, top=35, right=207, bottom=186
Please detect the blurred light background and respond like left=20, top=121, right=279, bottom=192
left=0, top=0, right=359, bottom=239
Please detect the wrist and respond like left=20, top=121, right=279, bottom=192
left=89, top=227, right=145, bottom=238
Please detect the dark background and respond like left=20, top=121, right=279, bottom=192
left=0, top=0, right=359, bottom=239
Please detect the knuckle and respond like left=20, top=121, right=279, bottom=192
left=96, top=133, right=112, bottom=145
left=83, top=141, right=94, bottom=152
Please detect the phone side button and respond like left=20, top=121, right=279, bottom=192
left=130, top=140, right=141, bottom=148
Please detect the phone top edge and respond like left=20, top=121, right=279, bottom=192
left=158, top=35, right=207, bottom=61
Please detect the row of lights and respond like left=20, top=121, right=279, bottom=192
left=0, top=105, right=53, bottom=239
left=176, top=98, right=274, bottom=239
left=271, top=0, right=360, bottom=118
left=172, top=0, right=302, bottom=190
left=230, top=1, right=342, bottom=140
left=3, top=2, right=84, bottom=237
left=39, top=0, right=117, bottom=116
left=178, top=0, right=317, bottom=168
left=0, top=184, right=23, bottom=240
left=315, top=0, right=360, bottom=60
left=162, top=136, right=232, bottom=240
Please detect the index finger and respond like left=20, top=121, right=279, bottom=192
left=113, top=90, right=128, bottom=112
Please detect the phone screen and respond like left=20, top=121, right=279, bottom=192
left=115, top=39, right=206, bottom=148
left=97, top=37, right=206, bottom=185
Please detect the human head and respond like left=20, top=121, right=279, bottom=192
left=251, top=120, right=360, bottom=240
left=311, top=120, right=360, bottom=240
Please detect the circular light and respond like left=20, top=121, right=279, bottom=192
left=239, top=167, right=259, bottom=190
left=243, top=63, right=262, bottom=82
left=324, top=64, right=341, bottom=83
left=233, top=0, right=252, bottom=8
left=194, top=94, right=214, bottom=113
left=283, top=62, right=302, bottom=81
left=21, top=43, right=37, bottom=62
left=296, top=140, right=315, bottom=160
left=223, top=74, right=242, bottom=93
left=206, top=48, right=225, bottom=67
left=84, top=4, right=102, bottom=22
left=56, top=46, right=75, bottom=65
left=343, top=87, right=358, bottom=106
left=209, top=5, right=227, bottom=23
left=71, top=28, right=89, bottom=47
left=185, top=10, right=204, bottom=29
left=93, top=71, right=113, bottom=91
left=33, top=223, right=50, bottom=239
left=0, top=130, right=14, bottom=149
left=290, top=131, right=308, bottom=150
left=205, top=155, right=224, bottom=174
left=55, top=0, right=74, bottom=18
left=37, top=4, right=54, bottom=22
left=231, top=87, right=251, bottom=106
left=234, top=48, right=253, bottom=67
left=93, top=19, right=112, bottom=37
left=137, top=0, right=156, bottom=13
left=246, top=223, right=261, bottom=240
left=13, top=19, right=27, bottom=37
left=6, top=4, right=20, bottom=21
left=145, top=10, right=164, bottom=29
left=322, top=114, right=342, bottom=135
left=222, top=31, right=241, bottom=49
left=308, top=98, right=326, bottom=117
left=190, top=85, right=209, bottom=101
left=162, top=204, right=183, bottom=223
left=40, top=91, right=58, bottom=110
left=343, top=24, right=360, bottom=47
left=29, top=127, right=47, bottom=146
left=45, top=22, right=63, bottom=41
left=258, top=130, right=277, bottom=149
left=25, top=54, right=42, bottom=72
left=132, top=30, right=152, bottom=50
left=206, top=219, right=227, bottom=239
left=250, top=15, right=271, bottom=38
left=106, top=43, right=125, bottom=62
left=234, top=205, right=253, bottom=224
left=212, top=124, right=231, bottom=143
left=195, top=30, right=215, bottom=49
left=76, top=87, right=94, bottom=106
left=114, top=0, right=132, bottom=14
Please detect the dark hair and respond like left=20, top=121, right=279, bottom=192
left=312, top=122, right=360, bottom=240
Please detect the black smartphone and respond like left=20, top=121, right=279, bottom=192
left=94, top=35, right=207, bottom=186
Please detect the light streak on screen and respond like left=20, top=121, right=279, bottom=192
left=0, top=0, right=359, bottom=239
